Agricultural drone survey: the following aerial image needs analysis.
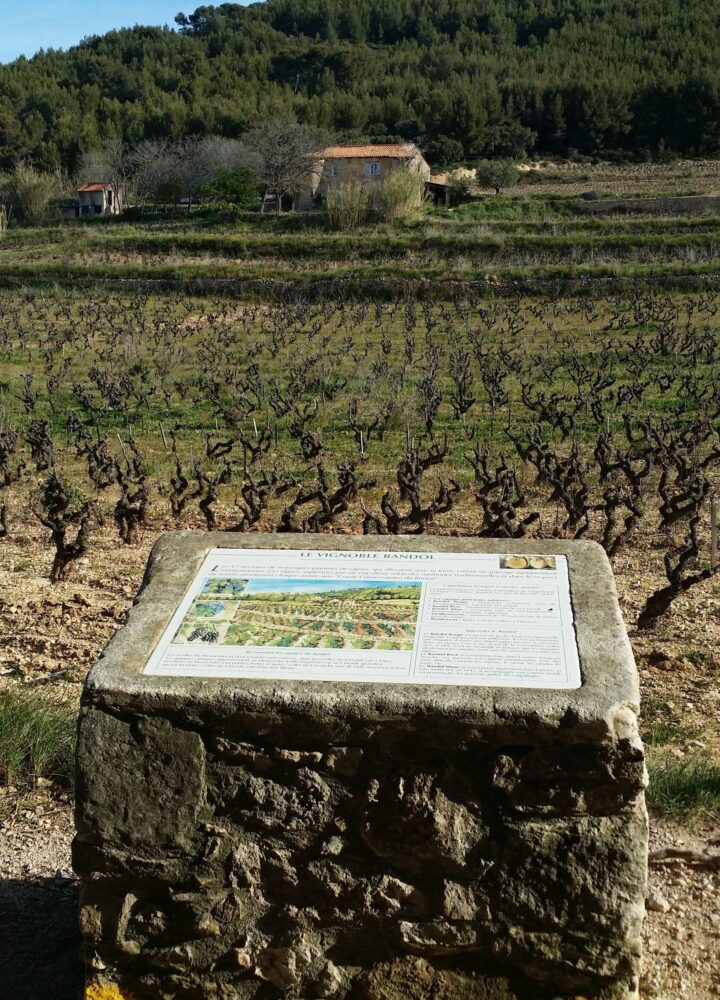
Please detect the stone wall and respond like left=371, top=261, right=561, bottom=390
left=74, top=533, right=648, bottom=1000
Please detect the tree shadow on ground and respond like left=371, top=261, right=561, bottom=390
left=0, top=876, right=82, bottom=999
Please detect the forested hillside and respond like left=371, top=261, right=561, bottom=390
left=2, top=0, right=720, bottom=172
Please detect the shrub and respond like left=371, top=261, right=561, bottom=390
left=325, top=181, right=371, bottom=231
left=476, top=159, right=520, bottom=195
left=447, top=178, right=473, bottom=206
left=380, top=168, right=427, bottom=222
left=655, top=139, right=679, bottom=164
left=0, top=688, right=77, bottom=790
left=0, top=163, right=69, bottom=224
left=197, top=165, right=259, bottom=212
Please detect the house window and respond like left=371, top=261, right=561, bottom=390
left=326, top=163, right=339, bottom=177
left=368, top=162, right=381, bottom=177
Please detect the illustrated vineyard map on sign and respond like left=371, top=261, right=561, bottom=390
left=173, top=578, right=422, bottom=651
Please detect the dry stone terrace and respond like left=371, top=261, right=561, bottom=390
left=74, top=532, right=648, bottom=1000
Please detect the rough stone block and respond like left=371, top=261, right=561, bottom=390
left=75, top=532, right=647, bottom=1000
left=76, top=712, right=206, bottom=851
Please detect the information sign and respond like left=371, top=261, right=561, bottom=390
left=144, top=548, right=581, bottom=688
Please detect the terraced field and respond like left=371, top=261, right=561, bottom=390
left=4, top=178, right=720, bottom=297
left=2, top=166, right=720, bottom=997
left=225, top=595, right=419, bottom=650
left=173, top=584, right=421, bottom=651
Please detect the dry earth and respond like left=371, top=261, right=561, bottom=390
left=514, top=159, right=720, bottom=198
left=1, top=507, right=719, bottom=999
left=436, top=158, right=720, bottom=196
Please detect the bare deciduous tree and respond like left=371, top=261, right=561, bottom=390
left=129, top=138, right=177, bottom=207
left=244, top=117, right=329, bottom=211
left=130, top=135, right=255, bottom=208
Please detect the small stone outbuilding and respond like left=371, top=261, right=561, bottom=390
left=77, top=182, right=120, bottom=217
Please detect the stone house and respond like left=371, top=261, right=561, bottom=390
left=299, top=143, right=431, bottom=209
left=77, top=182, right=120, bottom=217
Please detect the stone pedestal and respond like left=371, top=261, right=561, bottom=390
left=74, top=533, right=647, bottom=1000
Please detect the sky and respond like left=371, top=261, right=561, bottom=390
left=0, top=2, right=250, bottom=64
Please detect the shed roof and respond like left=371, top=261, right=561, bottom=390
left=77, top=183, right=112, bottom=192
left=322, top=143, right=421, bottom=160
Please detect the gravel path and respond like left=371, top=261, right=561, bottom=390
left=0, top=787, right=82, bottom=1000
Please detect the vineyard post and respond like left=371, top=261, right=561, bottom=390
left=116, top=433, right=128, bottom=464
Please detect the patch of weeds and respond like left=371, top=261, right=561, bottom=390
left=0, top=687, right=77, bottom=790
left=641, top=696, right=696, bottom=746
left=647, top=753, right=720, bottom=823
left=645, top=719, right=697, bottom=747
left=681, top=648, right=709, bottom=666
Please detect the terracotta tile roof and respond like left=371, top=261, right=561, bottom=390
left=77, top=183, right=112, bottom=192
left=322, top=144, right=421, bottom=160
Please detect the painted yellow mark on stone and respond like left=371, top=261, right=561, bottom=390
left=85, top=983, right=135, bottom=1000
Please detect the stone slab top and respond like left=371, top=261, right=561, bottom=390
left=83, top=532, right=639, bottom=745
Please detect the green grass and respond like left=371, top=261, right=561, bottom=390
left=642, top=696, right=698, bottom=747
left=0, top=688, right=77, bottom=790
left=3, top=258, right=720, bottom=298
left=7, top=200, right=720, bottom=268
left=647, top=753, right=720, bottom=822
left=646, top=721, right=697, bottom=747
left=6, top=226, right=720, bottom=264
left=3, top=194, right=720, bottom=305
